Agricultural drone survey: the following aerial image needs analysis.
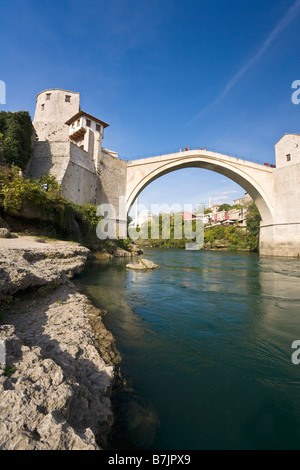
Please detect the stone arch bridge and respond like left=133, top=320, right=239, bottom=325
left=126, top=149, right=273, bottom=225
left=105, top=134, right=299, bottom=257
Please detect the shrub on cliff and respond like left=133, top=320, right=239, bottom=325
left=0, top=111, right=33, bottom=169
left=0, top=166, right=102, bottom=242
left=0, top=167, right=61, bottom=216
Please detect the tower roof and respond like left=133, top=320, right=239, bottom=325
left=65, top=110, right=109, bottom=128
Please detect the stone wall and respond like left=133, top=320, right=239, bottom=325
left=61, top=143, right=101, bottom=206
left=27, top=140, right=128, bottom=210
left=260, top=160, right=300, bottom=257
left=98, top=149, right=128, bottom=235
left=27, top=141, right=71, bottom=183
left=27, top=141, right=101, bottom=206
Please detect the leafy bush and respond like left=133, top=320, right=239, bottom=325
left=73, top=204, right=99, bottom=231
left=0, top=167, right=60, bottom=216
left=117, top=237, right=132, bottom=250
left=0, top=111, right=33, bottom=169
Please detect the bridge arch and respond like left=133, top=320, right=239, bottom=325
left=126, top=152, right=275, bottom=226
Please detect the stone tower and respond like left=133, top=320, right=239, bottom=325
left=28, top=88, right=127, bottom=210
left=275, top=134, right=300, bottom=168
left=33, top=89, right=80, bottom=142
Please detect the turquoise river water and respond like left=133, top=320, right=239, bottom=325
left=75, top=249, right=300, bottom=450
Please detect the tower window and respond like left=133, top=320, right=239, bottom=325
left=46, top=93, right=51, bottom=100
left=287, top=154, right=291, bottom=162
left=86, top=119, right=91, bottom=127
left=65, top=95, right=71, bottom=103
left=41, top=104, right=45, bottom=111
left=96, top=124, right=100, bottom=132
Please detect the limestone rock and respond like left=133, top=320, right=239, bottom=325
left=212, top=239, right=228, bottom=249
left=126, top=258, right=159, bottom=270
left=128, top=242, right=144, bottom=255
left=0, top=238, right=117, bottom=450
left=0, top=302, right=114, bottom=450
left=94, top=250, right=114, bottom=260
left=113, top=247, right=132, bottom=257
left=0, top=228, right=11, bottom=238
left=0, top=239, right=90, bottom=304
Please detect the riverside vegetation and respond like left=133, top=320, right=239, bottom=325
left=135, top=203, right=261, bottom=252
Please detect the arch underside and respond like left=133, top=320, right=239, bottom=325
left=127, top=158, right=274, bottom=225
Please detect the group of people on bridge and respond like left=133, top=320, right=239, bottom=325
left=180, top=147, right=207, bottom=152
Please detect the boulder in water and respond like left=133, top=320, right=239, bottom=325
left=126, top=259, right=159, bottom=270
left=0, top=228, right=11, bottom=238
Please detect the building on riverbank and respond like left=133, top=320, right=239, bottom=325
left=204, top=194, right=253, bottom=227
left=27, top=89, right=125, bottom=207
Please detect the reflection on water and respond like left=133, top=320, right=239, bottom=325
left=75, top=249, right=300, bottom=450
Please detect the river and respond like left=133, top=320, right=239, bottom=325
left=74, top=249, right=300, bottom=450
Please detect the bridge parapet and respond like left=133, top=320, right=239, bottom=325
left=127, top=149, right=275, bottom=172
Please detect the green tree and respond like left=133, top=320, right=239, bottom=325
left=246, top=202, right=261, bottom=251
left=218, top=203, right=232, bottom=212
left=0, top=111, right=33, bottom=169
left=0, top=132, right=4, bottom=162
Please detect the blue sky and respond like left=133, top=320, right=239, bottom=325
left=0, top=0, right=300, bottom=216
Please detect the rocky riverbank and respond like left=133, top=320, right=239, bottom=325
left=0, top=236, right=121, bottom=450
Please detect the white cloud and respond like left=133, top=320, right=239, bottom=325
left=221, top=190, right=240, bottom=195
left=210, top=189, right=241, bottom=205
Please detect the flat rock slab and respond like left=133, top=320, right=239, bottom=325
left=0, top=235, right=81, bottom=250
left=126, top=258, right=159, bottom=270
left=0, top=237, right=90, bottom=303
